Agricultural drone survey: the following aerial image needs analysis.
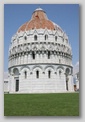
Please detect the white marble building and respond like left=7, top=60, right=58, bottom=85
left=8, top=8, right=74, bottom=93
left=4, top=72, right=9, bottom=93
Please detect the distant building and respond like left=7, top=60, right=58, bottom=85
left=74, top=72, right=79, bottom=91
left=4, top=72, right=9, bottom=93
left=8, top=8, right=74, bottom=93
left=73, top=62, right=79, bottom=91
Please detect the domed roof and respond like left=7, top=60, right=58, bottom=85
left=18, top=8, right=63, bottom=33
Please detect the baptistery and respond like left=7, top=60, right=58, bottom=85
left=8, top=8, right=74, bottom=93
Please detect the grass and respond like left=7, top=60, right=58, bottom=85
left=4, top=93, right=79, bottom=116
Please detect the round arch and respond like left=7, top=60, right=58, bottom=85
left=57, top=65, right=64, bottom=70
left=44, top=65, right=55, bottom=72
left=65, top=68, right=70, bottom=75
left=32, top=66, right=43, bottom=79
left=13, top=68, right=19, bottom=76
left=32, top=65, right=43, bottom=72
left=20, top=66, right=30, bottom=71
left=56, top=66, right=64, bottom=75
left=20, top=66, right=30, bottom=79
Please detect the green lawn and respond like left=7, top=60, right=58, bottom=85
left=4, top=93, right=79, bottom=116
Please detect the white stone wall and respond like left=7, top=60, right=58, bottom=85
left=8, top=29, right=72, bottom=68
left=8, top=64, right=74, bottom=93
left=4, top=79, right=9, bottom=93
left=8, top=28, right=73, bottom=93
left=76, top=80, right=79, bottom=90
left=68, top=75, right=74, bottom=91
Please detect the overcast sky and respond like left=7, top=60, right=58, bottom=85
left=4, top=4, right=79, bottom=72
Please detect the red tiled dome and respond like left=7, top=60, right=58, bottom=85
left=18, top=8, right=56, bottom=32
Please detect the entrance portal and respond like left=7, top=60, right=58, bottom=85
left=16, top=80, right=19, bottom=92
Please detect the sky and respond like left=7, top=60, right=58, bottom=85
left=4, top=4, right=79, bottom=72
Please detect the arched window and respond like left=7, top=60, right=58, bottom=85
left=48, top=70, right=51, bottom=78
left=36, top=70, right=39, bottom=78
left=55, top=36, right=57, bottom=41
left=48, top=51, right=50, bottom=59
left=24, top=36, right=27, bottom=40
left=34, top=35, right=37, bottom=40
left=45, top=35, right=48, bottom=40
left=24, top=71, right=27, bottom=79
left=59, top=70, right=62, bottom=76
left=66, top=68, right=70, bottom=75
left=32, top=51, right=35, bottom=59
left=13, top=68, right=19, bottom=76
